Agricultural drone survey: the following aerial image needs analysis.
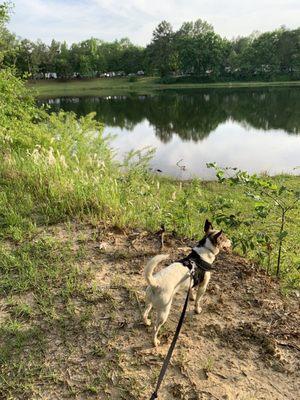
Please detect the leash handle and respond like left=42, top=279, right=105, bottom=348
left=149, top=278, right=192, bottom=399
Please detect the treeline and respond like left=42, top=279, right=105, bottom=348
left=148, top=21, right=300, bottom=82
left=1, top=2, right=299, bottom=81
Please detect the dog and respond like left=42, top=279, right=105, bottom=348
left=143, top=219, right=231, bottom=347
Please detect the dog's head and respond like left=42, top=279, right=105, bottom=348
left=197, top=219, right=231, bottom=253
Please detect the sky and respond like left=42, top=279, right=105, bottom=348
left=8, top=0, right=300, bottom=45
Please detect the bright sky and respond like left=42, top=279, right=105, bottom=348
left=8, top=0, right=300, bottom=45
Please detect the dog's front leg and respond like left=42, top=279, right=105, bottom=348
left=195, top=272, right=211, bottom=314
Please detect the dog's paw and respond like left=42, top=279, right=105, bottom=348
left=144, top=318, right=151, bottom=326
left=153, top=338, right=160, bottom=347
left=195, top=306, right=202, bottom=314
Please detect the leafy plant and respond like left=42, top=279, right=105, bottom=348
left=207, top=163, right=300, bottom=277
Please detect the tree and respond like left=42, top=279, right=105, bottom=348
left=178, top=19, right=214, bottom=38
left=0, top=1, right=15, bottom=67
left=15, top=39, right=34, bottom=74
left=56, top=41, right=73, bottom=78
left=0, top=1, right=10, bottom=30
left=278, top=28, right=300, bottom=75
left=175, top=19, right=228, bottom=78
left=146, top=21, right=178, bottom=76
left=47, top=39, right=60, bottom=72
left=1, top=8, right=299, bottom=82
left=250, top=31, right=281, bottom=76
left=31, top=40, right=49, bottom=75
left=119, top=44, right=144, bottom=73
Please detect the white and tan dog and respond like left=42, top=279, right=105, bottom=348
left=143, top=220, right=231, bottom=347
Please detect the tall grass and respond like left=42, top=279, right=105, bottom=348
left=0, top=69, right=299, bottom=291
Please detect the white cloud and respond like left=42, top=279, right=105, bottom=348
left=8, top=0, right=300, bottom=45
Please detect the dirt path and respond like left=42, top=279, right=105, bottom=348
left=2, top=224, right=299, bottom=399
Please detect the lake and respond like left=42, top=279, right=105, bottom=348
left=40, top=87, right=300, bottom=179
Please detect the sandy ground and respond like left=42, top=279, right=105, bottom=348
left=1, top=224, right=299, bottom=399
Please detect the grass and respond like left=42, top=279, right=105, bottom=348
left=28, top=76, right=300, bottom=97
left=0, top=69, right=300, bottom=397
left=1, top=139, right=299, bottom=288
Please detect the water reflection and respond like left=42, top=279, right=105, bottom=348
left=105, top=120, right=300, bottom=179
left=41, top=88, right=300, bottom=141
left=40, top=88, right=300, bottom=178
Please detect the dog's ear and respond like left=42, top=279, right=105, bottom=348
left=214, top=230, right=223, bottom=241
left=210, top=230, right=223, bottom=245
left=204, top=219, right=213, bottom=233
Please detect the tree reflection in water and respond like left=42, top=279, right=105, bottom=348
left=42, top=87, right=300, bottom=143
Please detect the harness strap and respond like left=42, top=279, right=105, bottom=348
left=178, top=250, right=214, bottom=287
left=149, top=276, right=193, bottom=400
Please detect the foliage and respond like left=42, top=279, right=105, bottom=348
left=5, top=35, right=146, bottom=78
left=128, top=75, right=138, bottom=82
left=207, top=163, right=300, bottom=278
left=0, top=68, right=49, bottom=152
left=175, top=23, right=229, bottom=77
left=0, top=1, right=15, bottom=65
left=0, top=2, right=10, bottom=25
left=1, top=3, right=299, bottom=81
left=146, top=20, right=179, bottom=77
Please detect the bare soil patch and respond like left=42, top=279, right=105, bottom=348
left=1, top=223, right=299, bottom=399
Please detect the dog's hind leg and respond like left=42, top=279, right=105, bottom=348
left=153, top=303, right=172, bottom=347
left=195, top=272, right=211, bottom=314
left=143, top=303, right=152, bottom=326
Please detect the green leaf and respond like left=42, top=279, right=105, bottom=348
left=277, top=231, right=288, bottom=241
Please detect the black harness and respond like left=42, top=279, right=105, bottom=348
left=178, top=249, right=214, bottom=287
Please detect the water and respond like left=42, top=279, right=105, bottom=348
left=40, top=87, right=300, bottom=179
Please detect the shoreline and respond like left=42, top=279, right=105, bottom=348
left=28, top=76, right=300, bottom=98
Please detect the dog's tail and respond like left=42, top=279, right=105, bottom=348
left=144, top=254, right=169, bottom=287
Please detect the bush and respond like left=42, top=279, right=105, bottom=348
left=128, top=76, right=138, bottom=82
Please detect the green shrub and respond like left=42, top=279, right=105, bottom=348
left=157, top=75, right=177, bottom=84
left=128, top=75, right=138, bottom=82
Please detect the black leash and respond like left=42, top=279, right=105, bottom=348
left=149, top=276, right=193, bottom=400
